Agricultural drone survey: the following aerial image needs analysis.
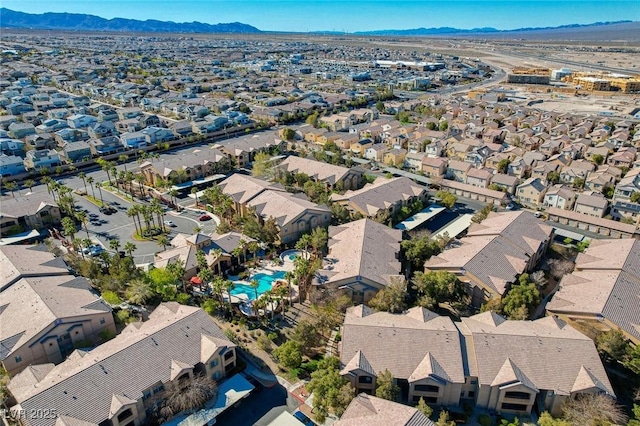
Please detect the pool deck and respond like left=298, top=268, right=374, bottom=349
left=227, top=258, right=298, bottom=306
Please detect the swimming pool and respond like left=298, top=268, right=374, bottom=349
left=230, top=270, right=287, bottom=301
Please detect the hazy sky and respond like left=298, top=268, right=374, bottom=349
left=2, top=0, right=638, bottom=32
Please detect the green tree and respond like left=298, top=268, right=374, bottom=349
left=24, top=178, right=36, bottom=193
left=537, top=412, right=570, bottom=426
left=368, top=277, right=408, bottom=313
left=250, top=279, right=260, bottom=302
left=273, top=340, right=303, bottom=369
left=307, top=357, right=355, bottom=422
left=290, top=320, right=321, bottom=356
left=595, top=329, right=628, bottom=361
left=436, top=190, right=457, bottom=209
left=3, top=181, right=17, bottom=197
left=401, top=232, right=449, bottom=270
left=548, top=171, right=561, bottom=184
left=438, top=120, right=448, bottom=132
left=375, top=369, right=399, bottom=401
left=375, top=100, right=385, bottom=112
left=472, top=203, right=496, bottom=224
left=436, top=410, right=455, bottom=426
left=124, top=242, right=137, bottom=259
left=624, top=342, right=640, bottom=374
left=412, top=271, right=465, bottom=309
left=628, top=404, right=640, bottom=426
left=573, top=177, right=585, bottom=189
left=631, top=192, right=640, bottom=203
left=310, top=226, right=328, bottom=258
left=497, top=158, right=511, bottom=174
left=252, top=151, right=272, bottom=177
left=125, top=279, right=153, bottom=305
left=281, top=127, right=295, bottom=141
left=502, top=281, right=540, bottom=320
left=416, top=397, right=433, bottom=418
left=500, top=418, right=520, bottom=426
left=591, top=154, right=604, bottom=165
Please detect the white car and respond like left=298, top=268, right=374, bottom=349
left=164, top=220, right=176, bottom=227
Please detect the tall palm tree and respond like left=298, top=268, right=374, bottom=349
left=250, top=279, right=260, bottom=302
left=76, top=211, right=90, bottom=240
left=247, top=241, right=260, bottom=268
left=212, top=276, right=226, bottom=308
left=119, top=154, right=129, bottom=173
left=135, top=174, right=146, bottom=200
left=157, top=234, right=169, bottom=251
left=86, top=176, right=96, bottom=201
left=42, top=176, right=53, bottom=194
left=224, top=280, right=235, bottom=316
left=169, top=188, right=179, bottom=209
left=284, top=271, right=294, bottom=306
left=191, top=187, right=200, bottom=207
left=124, top=242, right=137, bottom=258
left=96, top=181, right=105, bottom=205
left=128, top=206, right=140, bottom=236
left=3, top=181, right=17, bottom=198
left=78, top=172, right=87, bottom=194
left=109, top=239, right=121, bottom=252
left=24, top=179, right=36, bottom=193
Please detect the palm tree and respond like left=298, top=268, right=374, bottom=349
left=247, top=241, right=260, bottom=268
left=191, top=187, right=200, bottom=207
left=24, top=179, right=36, bottom=193
left=125, top=171, right=135, bottom=196
left=96, top=181, right=105, bottom=205
left=135, top=174, right=146, bottom=200
left=86, top=176, right=96, bottom=201
left=124, top=242, right=137, bottom=258
left=78, top=172, right=87, bottom=194
left=109, top=239, right=121, bottom=252
left=42, top=176, right=53, bottom=194
left=284, top=271, right=294, bottom=307
left=224, top=280, right=235, bottom=315
left=3, top=181, right=17, bottom=198
left=169, top=188, right=179, bottom=209
left=125, top=279, right=151, bottom=305
left=157, top=234, right=169, bottom=251
left=250, top=279, right=260, bottom=302
left=76, top=211, right=90, bottom=240
left=212, top=276, right=226, bottom=308
left=127, top=206, right=140, bottom=236
left=119, top=154, right=129, bottom=173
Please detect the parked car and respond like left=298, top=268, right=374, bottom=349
left=198, top=214, right=212, bottom=221
left=164, top=220, right=176, bottom=227
left=293, top=411, right=315, bottom=426
left=505, top=203, right=515, bottom=210
left=90, top=246, right=105, bottom=257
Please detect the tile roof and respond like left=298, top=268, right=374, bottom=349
left=547, top=239, right=640, bottom=341
left=247, top=190, right=330, bottom=227
left=330, top=177, right=426, bottom=216
left=426, top=212, right=553, bottom=295
left=340, top=306, right=465, bottom=384
left=278, top=156, right=357, bottom=186
left=9, top=304, right=234, bottom=426
left=0, top=245, right=69, bottom=291
left=459, top=314, right=614, bottom=396
left=218, top=173, right=285, bottom=204
left=0, top=276, right=111, bottom=362
left=316, top=219, right=402, bottom=288
left=335, top=394, right=435, bottom=426
left=0, top=192, right=58, bottom=219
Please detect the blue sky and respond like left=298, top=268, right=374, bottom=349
left=3, top=1, right=638, bottom=32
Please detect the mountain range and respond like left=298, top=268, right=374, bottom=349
left=0, top=8, right=260, bottom=34
left=0, top=8, right=637, bottom=38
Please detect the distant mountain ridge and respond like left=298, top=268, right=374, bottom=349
left=0, top=8, right=636, bottom=38
left=0, top=8, right=261, bottom=33
left=354, top=21, right=634, bottom=36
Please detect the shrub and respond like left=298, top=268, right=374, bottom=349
left=99, top=329, right=115, bottom=341
left=176, top=292, right=190, bottom=304
left=102, top=290, right=122, bottom=305
left=256, top=333, right=272, bottom=352
left=478, top=414, right=492, bottom=426
left=115, top=309, right=130, bottom=324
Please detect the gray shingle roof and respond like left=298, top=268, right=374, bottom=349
left=459, top=313, right=614, bottom=396
left=316, top=219, right=402, bottom=288
left=0, top=245, right=70, bottom=291
left=548, top=239, right=640, bottom=342
left=340, top=306, right=465, bottom=384
left=0, top=275, right=111, bottom=362
left=9, top=304, right=234, bottom=426
left=330, top=177, right=426, bottom=216
left=335, top=394, right=435, bottom=426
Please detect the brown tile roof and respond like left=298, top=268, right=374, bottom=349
left=335, top=394, right=435, bottom=426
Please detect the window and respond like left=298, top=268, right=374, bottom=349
left=117, top=409, right=133, bottom=422
left=213, top=371, right=221, bottom=380
left=100, top=318, right=105, bottom=324
left=505, top=391, right=531, bottom=400
left=15, top=356, right=22, bottom=363
left=470, top=380, right=477, bottom=385
left=153, top=384, right=165, bottom=394
left=210, top=359, right=219, bottom=368
left=224, top=350, right=234, bottom=361
left=468, top=391, right=475, bottom=398
left=415, top=384, right=439, bottom=393
left=358, top=376, right=373, bottom=384
left=142, top=390, right=151, bottom=401
left=501, top=402, right=528, bottom=411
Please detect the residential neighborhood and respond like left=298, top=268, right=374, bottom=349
left=0, top=18, right=639, bottom=426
